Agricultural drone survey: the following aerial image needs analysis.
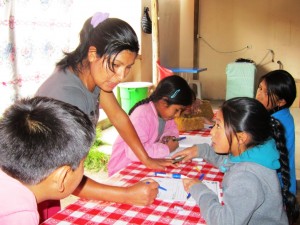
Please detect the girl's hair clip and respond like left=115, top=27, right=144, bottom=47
left=91, top=12, right=109, bottom=28
left=170, top=89, right=181, bottom=98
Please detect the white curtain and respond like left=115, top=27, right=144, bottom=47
left=0, top=0, right=76, bottom=114
left=0, top=0, right=141, bottom=115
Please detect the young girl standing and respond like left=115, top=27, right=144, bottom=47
left=173, top=97, right=299, bottom=225
left=256, top=69, right=297, bottom=194
left=108, top=75, right=195, bottom=176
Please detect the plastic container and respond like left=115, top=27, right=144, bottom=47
left=118, top=82, right=153, bottom=114
left=225, top=62, right=256, bottom=100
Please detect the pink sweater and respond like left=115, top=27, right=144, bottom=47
left=108, top=101, right=179, bottom=176
left=0, top=170, right=39, bottom=224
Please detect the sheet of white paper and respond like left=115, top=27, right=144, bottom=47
left=149, top=177, right=221, bottom=203
left=168, top=135, right=211, bottom=162
left=150, top=177, right=195, bottom=203
left=178, top=135, right=212, bottom=147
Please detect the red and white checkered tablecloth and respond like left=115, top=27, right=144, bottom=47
left=41, top=160, right=223, bottom=225
left=179, top=127, right=211, bottom=137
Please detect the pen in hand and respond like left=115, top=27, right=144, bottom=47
left=146, top=181, right=167, bottom=191
left=186, top=193, right=191, bottom=199
left=187, top=174, right=205, bottom=199
left=199, top=173, right=205, bottom=181
left=158, top=186, right=167, bottom=191
left=172, top=136, right=186, bottom=141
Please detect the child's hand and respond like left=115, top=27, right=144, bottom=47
left=161, top=136, right=179, bottom=152
left=171, top=145, right=198, bottom=163
left=161, top=136, right=173, bottom=144
left=165, top=138, right=179, bottom=152
left=182, top=178, right=201, bottom=192
left=144, top=157, right=176, bottom=170
left=124, top=178, right=159, bottom=206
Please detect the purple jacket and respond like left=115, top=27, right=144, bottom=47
left=108, top=101, right=179, bottom=176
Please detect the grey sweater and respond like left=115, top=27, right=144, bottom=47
left=190, top=140, right=288, bottom=225
left=36, top=68, right=100, bottom=125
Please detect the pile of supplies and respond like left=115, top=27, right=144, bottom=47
left=175, top=99, right=214, bottom=131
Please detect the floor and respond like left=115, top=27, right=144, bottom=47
left=61, top=100, right=300, bottom=224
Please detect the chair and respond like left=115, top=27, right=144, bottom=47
left=169, top=68, right=207, bottom=99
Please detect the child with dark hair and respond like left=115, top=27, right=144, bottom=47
left=256, top=69, right=297, bottom=194
left=173, top=97, right=299, bottom=225
left=108, top=75, right=195, bottom=176
left=0, top=97, right=95, bottom=224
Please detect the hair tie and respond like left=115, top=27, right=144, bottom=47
left=170, top=89, right=181, bottom=99
left=91, top=12, right=109, bottom=28
left=270, top=116, right=277, bottom=128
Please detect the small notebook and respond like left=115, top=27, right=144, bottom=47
left=149, top=177, right=222, bottom=203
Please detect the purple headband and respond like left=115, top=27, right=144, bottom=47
left=91, top=12, right=109, bottom=28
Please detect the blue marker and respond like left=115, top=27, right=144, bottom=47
left=186, top=193, right=191, bottom=199
left=146, top=181, right=167, bottom=191
left=187, top=174, right=205, bottom=199
left=158, top=186, right=167, bottom=191
left=173, top=136, right=186, bottom=141
left=199, top=174, right=205, bottom=181
left=154, top=172, right=182, bottom=179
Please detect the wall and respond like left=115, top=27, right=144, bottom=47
left=179, top=0, right=195, bottom=67
left=196, top=0, right=300, bottom=178
left=198, top=0, right=300, bottom=100
left=139, top=0, right=191, bottom=84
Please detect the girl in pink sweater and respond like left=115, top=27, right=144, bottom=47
left=108, top=75, right=195, bottom=176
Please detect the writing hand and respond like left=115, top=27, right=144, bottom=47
left=124, top=178, right=159, bottom=205
left=182, top=178, right=201, bottom=193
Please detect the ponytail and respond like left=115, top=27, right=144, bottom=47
left=270, top=117, right=299, bottom=224
left=128, top=97, right=152, bottom=115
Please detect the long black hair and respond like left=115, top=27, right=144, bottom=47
left=258, top=70, right=296, bottom=111
left=57, top=15, right=139, bottom=74
left=221, top=97, right=299, bottom=224
left=129, top=75, right=195, bottom=115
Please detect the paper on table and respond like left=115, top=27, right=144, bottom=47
left=149, top=177, right=222, bottom=203
left=150, top=177, right=195, bottom=203
left=201, top=180, right=222, bottom=203
left=178, top=135, right=212, bottom=147
left=169, top=134, right=211, bottom=162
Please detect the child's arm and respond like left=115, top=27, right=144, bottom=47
left=196, top=144, right=227, bottom=167
left=171, top=143, right=226, bottom=167
left=101, top=91, right=174, bottom=169
left=124, top=115, right=173, bottom=159
left=73, top=175, right=159, bottom=206
left=161, top=119, right=180, bottom=137
left=189, top=168, right=264, bottom=225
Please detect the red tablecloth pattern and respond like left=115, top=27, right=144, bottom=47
left=179, top=128, right=211, bottom=137
left=41, top=161, right=223, bottom=225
